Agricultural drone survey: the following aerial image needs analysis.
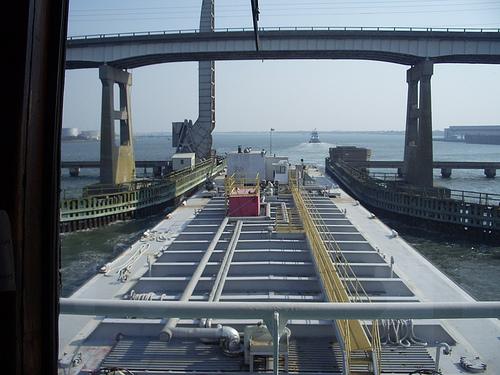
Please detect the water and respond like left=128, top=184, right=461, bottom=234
left=60, top=132, right=500, bottom=299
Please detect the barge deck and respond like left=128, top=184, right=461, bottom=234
left=59, top=169, right=500, bottom=374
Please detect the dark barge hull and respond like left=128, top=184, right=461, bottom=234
left=325, top=159, right=500, bottom=243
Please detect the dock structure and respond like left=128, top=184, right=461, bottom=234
left=59, top=158, right=225, bottom=232
left=345, top=160, right=499, bottom=179
left=326, top=157, right=500, bottom=239
left=61, top=160, right=173, bottom=177
left=442, top=125, right=500, bottom=145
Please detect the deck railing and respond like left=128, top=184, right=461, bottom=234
left=340, top=160, right=500, bottom=206
left=290, top=171, right=380, bottom=374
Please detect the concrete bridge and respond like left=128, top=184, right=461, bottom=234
left=66, top=27, right=500, bottom=68
left=65, top=19, right=500, bottom=188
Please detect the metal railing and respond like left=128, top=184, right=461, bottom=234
left=340, top=160, right=500, bottom=206
left=368, top=171, right=401, bottom=181
left=290, top=171, right=380, bottom=374
left=67, top=25, right=500, bottom=40
left=60, top=159, right=225, bottom=222
left=60, top=298, right=500, bottom=375
left=224, top=173, right=260, bottom=197
left=301, top=189, right=382, bottom=373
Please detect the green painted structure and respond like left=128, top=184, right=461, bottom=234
left=60, top=158, right=225, bottom=232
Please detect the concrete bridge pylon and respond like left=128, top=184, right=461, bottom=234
left=99, top=65, right=135, bottom=185
left=403, top=60, right=434, bottom=187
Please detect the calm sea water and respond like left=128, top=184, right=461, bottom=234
left=60, top=132, right=500, bottom=299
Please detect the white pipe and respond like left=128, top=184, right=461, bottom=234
left=160, top=217, right=229, bottom=340
left=60, top=299, right=500, bottom=320
left=161, top=326, right=240, bottom=353
left=435, top=342, right=451, bottom=372
left=203, top=220, right=243, bottom=328
left=212, top=220, right=242, bottom=303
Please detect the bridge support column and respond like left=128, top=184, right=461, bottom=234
left=99, top=65, right=135, bottom=185
left=403, top=61, right=434, bottom=187
left=69, top=167, right=80, bottom=177
left=440, top=168, right=452, bottom=178
left=484, top=168, right=496, bottom=178
left=403, top=71, right=419, bottom=184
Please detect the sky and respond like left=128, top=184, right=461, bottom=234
left=63, top=0, right=500, bottom=133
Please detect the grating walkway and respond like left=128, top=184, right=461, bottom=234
left=102, top=337, right=244, bottom=372
left=103, top=337, right=433, bottom=374
left=331, top=344, right=435, bottom=374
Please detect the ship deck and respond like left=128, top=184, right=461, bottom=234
left=59, top=171, right=500, bottom=374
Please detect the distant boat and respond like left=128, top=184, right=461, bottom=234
left=309, top=129, right=321, bottom=143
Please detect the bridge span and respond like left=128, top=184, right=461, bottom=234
left=66, top=27, right=500, bottom=69
left=65, top=23, right=500, bottom=188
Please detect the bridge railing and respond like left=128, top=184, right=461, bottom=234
left=67, top=26, right=500, bottom=40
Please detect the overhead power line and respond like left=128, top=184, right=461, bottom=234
left=70, top=0, right=498, bottom=13
left=71, top=1, right=499, bottom=17
left=69, top=6, right=500, bottom=22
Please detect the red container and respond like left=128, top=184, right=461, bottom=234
left=228, top=194, right=260, bottom=217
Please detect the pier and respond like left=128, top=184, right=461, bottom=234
left=345, top=160, right=499, bottom=178
left=61, top=160, right=172, bottom=177
left=59, top=158, right=225, bottom=232
left=326, top=156, right=500, bottom=239
left=442, top=125, right=500, bottom=145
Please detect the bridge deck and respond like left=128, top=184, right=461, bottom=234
left=66, top=28, right=500, bottom=69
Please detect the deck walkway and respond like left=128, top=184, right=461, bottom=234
left=329, top=176, right=500, bottom=374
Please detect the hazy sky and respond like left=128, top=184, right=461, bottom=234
left=63, top=0, right=500, bottom=133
